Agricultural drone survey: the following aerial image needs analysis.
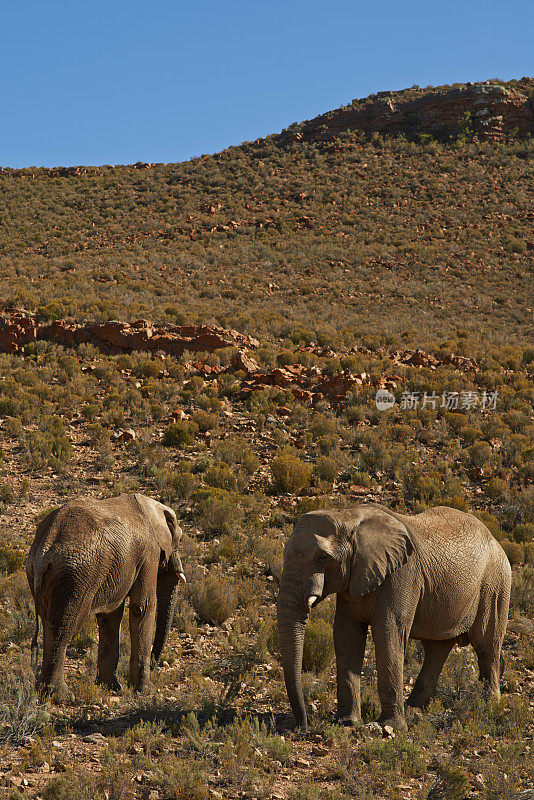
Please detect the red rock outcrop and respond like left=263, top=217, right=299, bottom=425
left=279, top=80, right=534, bottom=144
left=239, top=364, right=372, bottom=405
left=392, top=348, right=479, bottom=372
left=0, top=312, right=258, bottom=357
left=230, top=351, right=259, bottom=374
left=315, top=372, right=369, bottom=405
left=0, top=312, right=37, bottom=354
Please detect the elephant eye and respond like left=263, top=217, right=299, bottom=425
left=317, top=553, right=328, bottom=565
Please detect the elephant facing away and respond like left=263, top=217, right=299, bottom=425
left=277, top=504, right=511, bottom=731
left=25, top=493, right=186, bottom=702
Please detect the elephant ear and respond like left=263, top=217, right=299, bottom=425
left=349, top=511, right=414, bottom=597
left=134, top=493, right=179, bottom=561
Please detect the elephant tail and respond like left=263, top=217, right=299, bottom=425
left=31, top=586, right=40, bottom=674
left=30, top=562, right=50, bottom=675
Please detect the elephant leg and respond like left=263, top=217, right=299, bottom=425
left=407, top=639, right=455, bottom=708
left=468, top=585, right=509, bottom=701
left=371, top=618, right=409, bottom=731
left=474, top=649, right=502, bottom=699
left=39, top=619, right=73, bottom=703
left=334, top=595, right=367, bottom=725
left=128, top=569, right=157, bottom=692
left=96, top=602, right=125, bottom=691
left=39, top=595, right=91, bottom=704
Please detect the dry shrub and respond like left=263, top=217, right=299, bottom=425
left=270, top=449, right=312, bottom=494
left=0, top=668, right=49, bottom=744
left=302, top=618, right=334, bottom=673
left=501, top=540, right=524, bottom=565
left=427, top=762, right=470, bottom=800
left=510, top=565, right=534, bottom=614
left=163, top=420, right=199, bottom=447
left=0, top=544, right=24, bottom=575
left=195, top=488, right=243, bottom=537
left=189, top=571, right=236, bottom=626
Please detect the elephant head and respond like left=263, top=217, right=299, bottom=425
left=134, top=494, right=186, bottom=663
left=276, top=505, right=414, bottom=729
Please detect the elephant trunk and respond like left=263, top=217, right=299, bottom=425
left=152, top=552, right=185, bottom=664
left=277, top=583, right=309, bottom=730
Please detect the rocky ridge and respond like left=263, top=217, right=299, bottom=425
left=279, top=79, right=534, bottom=144
left=0, top=311, right=258, bottom=357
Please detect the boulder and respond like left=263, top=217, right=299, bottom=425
left=315, top=371, right=369, bottom=404
left=0, top=312, right=37, bottom=353
left=230, top=350, right=259, bottom=374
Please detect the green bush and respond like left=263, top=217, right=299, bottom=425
left=214, top=435, right=260, bottom=474
left=502, top=540, right=524, bottom=566
left=302, top=617, right=334, bottom=672
left=169, top=471, right=200, bottom=501
left=313, top=456, right=338, bottom=484
left=163, top=420, right=199, bottom=447
left=189, top=571, right=236, bottom=626
left=0, top=670, right=49, bottom=744
left=195, top=488, right=243, bottom=537
left=270, top=450, right=312, bottom=494
left=474, top=509, right=503, bottom=539
left=192, top=410, right=219, bottom=432
left=510, top=565, right=534, bottom=614
left=204, top=463, right=238, bottom=491
left=21, top=417, right=72, bottom=471
left=467, top=441, right=492, bottom=468
left=427, top=762, right=469, bottom=800
left=513, top=522, right=534, bottom=543
left=0, top=545, right=24, bottom=576
left=485, top=477, right=510, bottom=500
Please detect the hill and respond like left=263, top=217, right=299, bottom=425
left=0, top=78, right=533, bottom=348
left=0, top=79, right=532, bottom=799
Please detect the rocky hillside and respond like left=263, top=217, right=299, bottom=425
left=1, top=78, right=533, bottom=349
left=278, top=78, right=534, bottom=144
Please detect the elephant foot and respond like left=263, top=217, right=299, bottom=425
left=40, top=681, right=74, bottom=705
left=128, top=678, right=154, bottom=694
left=335, top=714, right=361, bottom=728
left=378, top=714, right=407, bottom=732
left=97, top=675, right=122, bottom=693
left=406, top=691, right=432, bottom=710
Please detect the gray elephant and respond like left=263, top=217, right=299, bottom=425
left=277, top=504, right=511, bottom=731
left=25, top=493, right=186, bottom=702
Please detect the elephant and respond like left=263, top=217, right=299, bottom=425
left=277, top=503, right=511, bottom=731
left=25, top=492, right=186, bottom=702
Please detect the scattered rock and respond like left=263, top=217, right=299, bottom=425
left=111, top=428, right=136, bottom=443
left=474, top=774, right=486, bottom=790
left=83, top=732, right=107, bottom=744
left=392, top=348, right=479, bottom=372
left=365, top=722, right=383, bottom=738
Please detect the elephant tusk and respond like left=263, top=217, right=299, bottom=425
left=308, top=596, right=317, bottom=608
left=179, top=572, right=187, bottom=583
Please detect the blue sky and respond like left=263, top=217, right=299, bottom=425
left=1, top=0, right=532, bottom=168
